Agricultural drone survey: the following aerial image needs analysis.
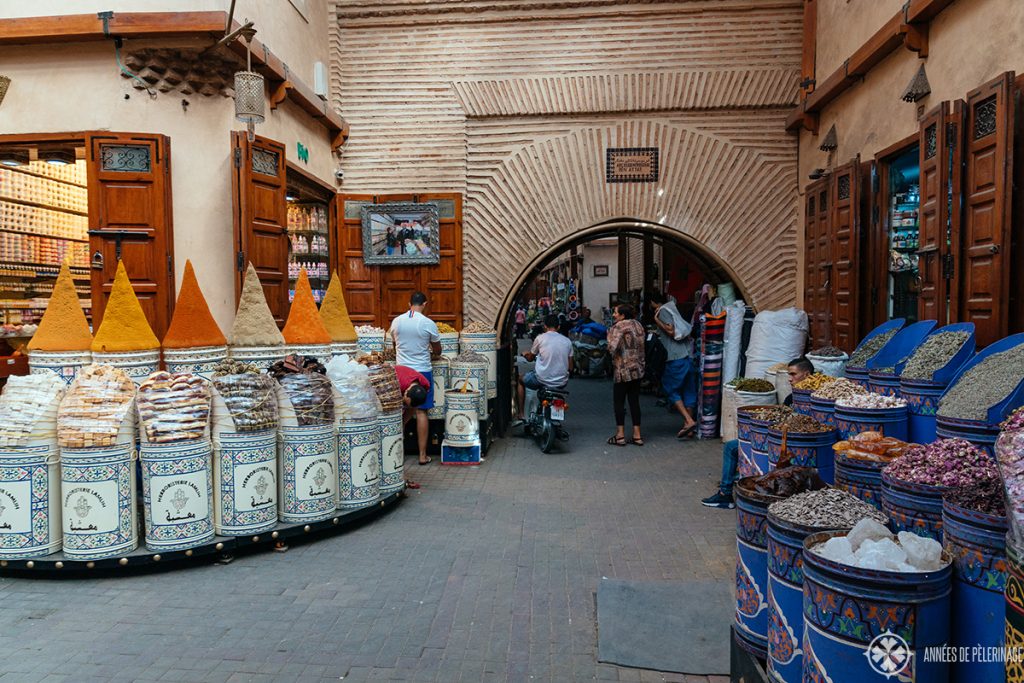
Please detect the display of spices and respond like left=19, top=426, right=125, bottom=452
left=733, top=378, right=775, bottom=393
left=57, top=365, right=136, bottom=448
left=1003, top=407, right=1024, bottom=432
left=355, top=325, right=385, bottom=337
left=884, top=438, right=997, bottom=487
left=269, top=355, right=334, bottom=426
left=765, top=361, right=790, bottom=373
left=436, top=322, right=457, bottom=334
left=282, top=268, right=333, bottom=345
left=366, top=362, right=403, bottom=412
left=745, top=466, right=827, bottom=497
left=231, top=264, right=286, bottom=346
left=0, top=373, right=65, bottom=446
left=319, top=272, right=358, bottom=343
left=211, top=359, right=279, bottom=432
left=848, top=329, right=898, bottom=367
left=91, top=260, right=160, bottom=352
left=137, top=371, right=212, bottom=443
left=834, top=393, right=908, bottom=409
left=162, top=260, right=227, bottom=348
left=27, top=262, right=92, bottom=351
left=326, top=356, right=381, bottom=420
left=812, top=518, right=946, bottom=572
left=810, top=346, right=846, bottom=358
left=833, top=431, right=912, bottom=462
left=810, top=377, right=867, bottom=401
left=747, top=405, right=793, bottom=424
left=769, top=488, right=888, bottom=528
left=944, top=477, right=1006, bottom=517
left=899, top=331, right=970, bottom=381
left=775, top=414, right=832, bottom=433
left=455, top=349, right=487, bottom=364
left=794, top=373, right=837, bottom=391
left=937, top=345, right=1024, bottom=421
left=356, top=352, right=387, bottom=366
left=996, top=411, right=1024, bottom=544
left=462, top=321, right=496, bottom=334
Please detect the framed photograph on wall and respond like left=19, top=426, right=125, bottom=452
left=361, top=203, right=440, bottom=265
left=593, top=265, right=609, bottom=277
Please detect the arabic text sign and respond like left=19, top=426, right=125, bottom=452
left=606, top=147, right=659, bottom=183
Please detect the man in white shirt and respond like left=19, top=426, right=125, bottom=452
left=390, top=291, right=442, bottom=465
left=514, top=314, right=573, bottom=422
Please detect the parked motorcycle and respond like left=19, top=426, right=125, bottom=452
left=572, top=336, right=611, bottom=378
left=523, top=385, right=570, bottom=453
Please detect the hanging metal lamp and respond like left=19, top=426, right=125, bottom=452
left=233, top=27, right=264, bottom=142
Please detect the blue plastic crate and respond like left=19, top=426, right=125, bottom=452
left=867, top=319, right=936, bottom=372
left=441, top=441, right=481, bottom=465
left=941, top=332, right=1024, bottom=424
left=848, top=318, right=906, bottom=368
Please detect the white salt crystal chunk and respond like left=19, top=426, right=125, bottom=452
left=816, top=536, right=854, bottom=562
left=898, top=531, right=943, bottom=570
left=847, top=518, right=892, bottom=552
left=855, top=538, right=907, bottom=570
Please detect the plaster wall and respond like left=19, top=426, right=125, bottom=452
left=813, top=0, right=905, bottom=78
left=580, top=242, right=619, bottom=315
left=0, top=39, right=337, bottom=329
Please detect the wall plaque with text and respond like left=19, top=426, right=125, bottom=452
left=605, top=147, right=659, bottom=183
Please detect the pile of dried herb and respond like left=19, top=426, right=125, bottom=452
left=937, top=345, right=1024, bottom=420
left=901, top=331, right=971, bottom=381
left=848, top=329, right=898, bottom=367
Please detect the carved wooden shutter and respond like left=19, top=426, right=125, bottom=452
left=232, top=132, right=289, bottom=325
left=86, top=133, right=175, bottom=338
left=962, top=72, right=1015, bottom=346
left=803, top=179, right=829, bottom=347
left=335, top=193, right=380, bottom=326
left=918, top=103, right=948, bottom=324
left=830, top=159, right=860, bottom=351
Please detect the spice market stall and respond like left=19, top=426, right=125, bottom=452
left=161, top=260, right=228, bottom=378
left=26, top=262, right=92, bottom=383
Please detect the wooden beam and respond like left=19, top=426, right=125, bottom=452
left=905, top=0, right=957, bottom=23
left=901, top=21, right=929, bottom=57
left=847, top=13, right=903, bottom=77
left=804, top=61, right=856, bottom=112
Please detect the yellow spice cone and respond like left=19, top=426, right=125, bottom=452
left=91, top=260, right=160, bottom=352
left=282, top=268, right=332, bottom=345
left=28, top=262, right=92, bottom=351
left=163, top=260, right=227, bottom=348
left=231, top=263, right=285, bottom=346
left=319, top=271, right=358, bottom=343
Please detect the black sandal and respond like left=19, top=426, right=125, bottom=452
left=632, top=437, right=645, bottom=446
left=607, top=435, right=627, bottom=447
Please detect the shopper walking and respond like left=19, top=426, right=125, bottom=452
left=389, top=292, right=441, bottom=465
left=514, top=306, right=527, bottom=339
left=651, top=292, right=698, bottom=438
left=606, top=303, right=645, bottom=446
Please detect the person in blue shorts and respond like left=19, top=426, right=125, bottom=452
left=389, top=292, right=442, bottom=465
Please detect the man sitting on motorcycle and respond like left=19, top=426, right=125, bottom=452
left=513, top=314, right=573, bottom=424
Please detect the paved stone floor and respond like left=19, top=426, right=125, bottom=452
left=0, top=377, right=734, bottom=683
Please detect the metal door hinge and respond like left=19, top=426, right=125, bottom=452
left=943, top=253, right=955, bottom=280
left=237, top=251, right=245, bottom=271
left=233, top=148, right=242, bottom=168
left=167, top=254, right=173, bottom=275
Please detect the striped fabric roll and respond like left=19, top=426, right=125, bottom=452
left=698, top=313, right=727, bottom=439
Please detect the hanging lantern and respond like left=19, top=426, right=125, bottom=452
left=233, top=29, right=264, bottom=142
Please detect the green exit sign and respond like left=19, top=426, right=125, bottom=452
left=296, top=142, right=309, bottom=163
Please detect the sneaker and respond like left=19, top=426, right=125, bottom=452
left=701, top=490, right=735, bottom=509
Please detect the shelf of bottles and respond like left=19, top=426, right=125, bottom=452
left=287, top=202, right=329, bottom=303
left=888, top=183, right=920, bottom=321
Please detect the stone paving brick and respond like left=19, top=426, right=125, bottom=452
left=0, top=379, right=734, bottom=682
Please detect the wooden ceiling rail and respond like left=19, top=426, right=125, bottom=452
left=785, top=0, right=957, bottom=132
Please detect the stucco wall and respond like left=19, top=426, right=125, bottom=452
left=0, top=37, right=337, bottom=329
left=813, top=0, right=905, bottom=78
left=580, top=242, right=618, bottom=315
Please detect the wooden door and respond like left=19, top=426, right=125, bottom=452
left=918, top=103, right=949, bottom=324
left=232, top=132, right=289, bottom=324
left=803, top=179, right=829, bottom=347
left=962, top=73, right=1015, bottom=346
left=417, top=192, right=462, bottom=329
left=830, top=158, right=860, bottom=351
left=86, top=132, right=175, bottom=338
left=336, top=193, right=379, bottom=325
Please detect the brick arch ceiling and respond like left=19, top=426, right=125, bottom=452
left=463, top=116, right=798, bottom=324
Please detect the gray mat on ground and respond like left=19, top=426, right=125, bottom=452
left=596, top=577, right=732, bottom=675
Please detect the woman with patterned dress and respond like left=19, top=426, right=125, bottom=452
left=606, top=303, right=646, bottom=446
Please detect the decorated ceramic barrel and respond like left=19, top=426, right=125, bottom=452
left=833, top=450, right=886, bottom=510
left=286, top=343, right=333, bottom=366
left=450, top=361, right=488, bottom=420
left=748, top=412, right=775, bottom=480
left=765, top=427, right=836, bottom=483
left=162, top=345, right=228, bottom=380
left=428, top=360, right=448, bottom=420
left=278, top=424, right=338, bottom=523
left=213, top=429, right=278, bottom=536
left=378, top=410, right=405, bottom=495
left=336, top=415, right=380, bottom=510
left=439, top=332, right=459, bottom=359
left=901, top=378, right=946, bottom=444
left=802, top=529, right=952, bottom=683
left=844, top=365, right=870, bottom=388
left=228, top=345, right=286, bottom=371
left=834, top=404, right=909, bottom=441
left=881, top=470, right=945, bottom=541
left=356, top=333, right=384, bottom=355
left=61, top=443, right=138, bottom=560
left=767, top=514, right=850, bottom=682
left=868, top=369, right=901, bottom=398
left=91, top=349, right=161, bottom=386
left=809, top=395, right=836, bottom=427
left=1006, top=542, right=1024, bottom=683
left=331, top=341, right=359, bottom=359
left=942, top=499, right=1008, bottom=683
left=445, top=388, right=481, bottom=446
left=790, top=388, right=813, bottom=416
left=734, top=477, right=781, bottom=660
left=28, top=350, right=91, bottom=386
left=460, top=331, right=497, bottom=399
left=936, top=415, right=1001, bottom=457
left=736, top=407, right=760, bottom=478
left=140, top=438, right=214, bottom=552
left=0, top=444, right=61, bottom=558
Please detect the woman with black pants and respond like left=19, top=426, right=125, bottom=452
left=606, top=304, right=646, bottom=446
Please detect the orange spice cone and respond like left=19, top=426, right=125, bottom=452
left=163, top=260, right=227, bottom=349
left=283, top=268, right=332, bottom=345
